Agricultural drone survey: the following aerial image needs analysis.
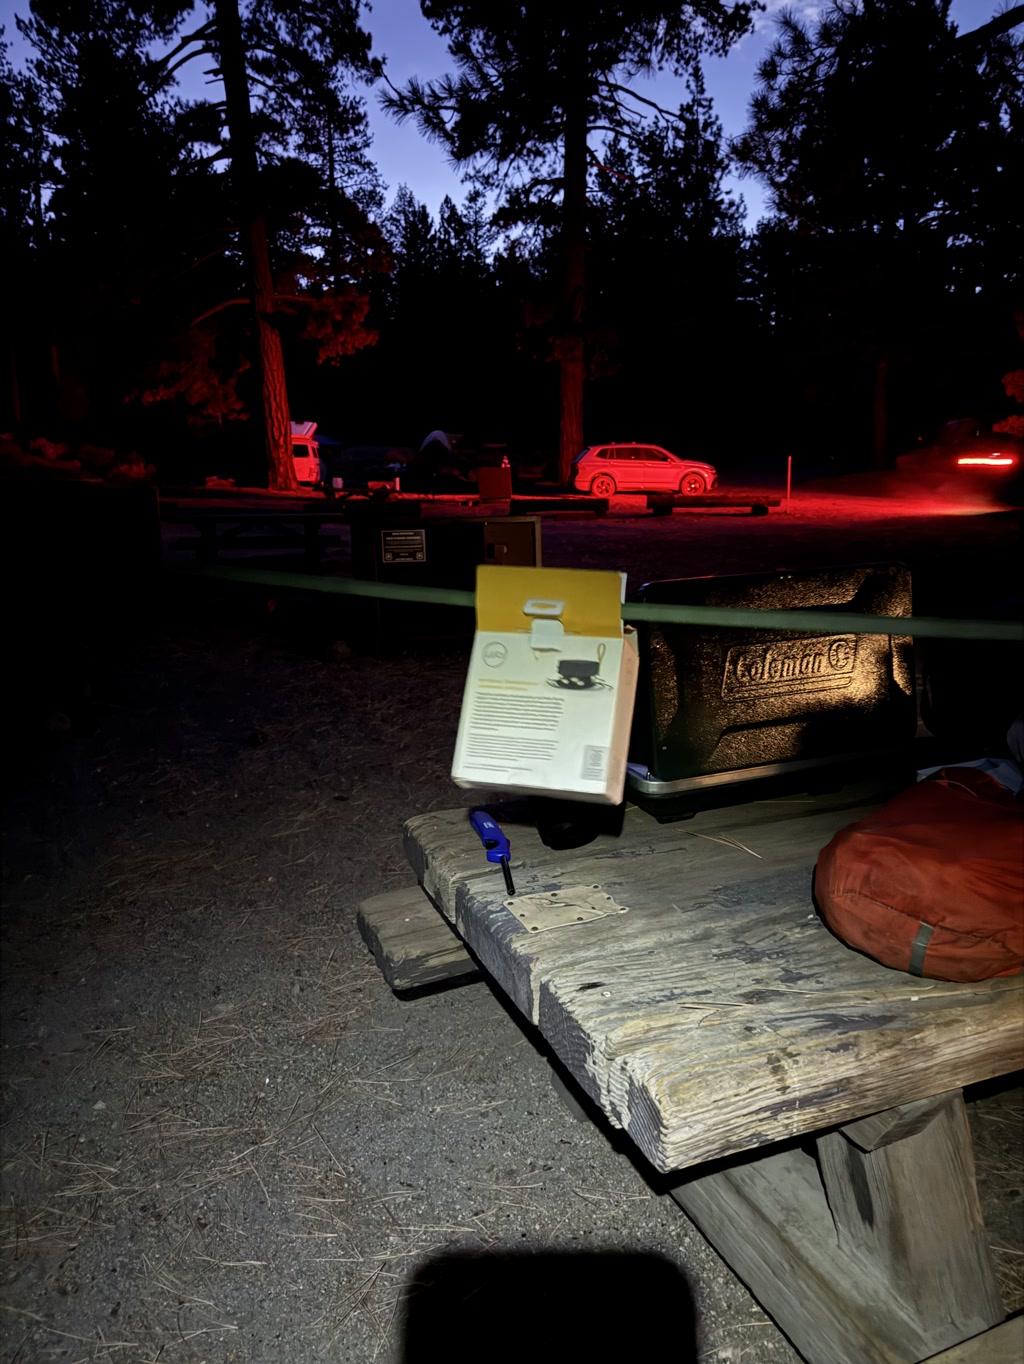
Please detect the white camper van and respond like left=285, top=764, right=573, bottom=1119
left=290, top=421, right=323, bottom=486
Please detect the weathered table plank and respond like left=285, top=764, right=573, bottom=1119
left=922, top=1316, right=1024, bottom=1363
left=404, top=791, right=1024, bottom=1174
left=357, top=886, right=477, bottom=993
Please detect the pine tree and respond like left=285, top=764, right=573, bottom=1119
left=155, top=0, right=384, bottom=486
left=8, top=2, right=206, bottom=435
left=383, top=0, right=757, bottom=484
left=736, top=0, right=1024, bottom=467
left=585, top=71, right=746, bottom=445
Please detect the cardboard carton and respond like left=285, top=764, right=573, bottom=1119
left=452, top=566, right=638, bottom=803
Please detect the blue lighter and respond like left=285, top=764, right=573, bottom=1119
left=469, top=810, right=516, bottom=897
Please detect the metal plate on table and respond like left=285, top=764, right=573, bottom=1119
left=505, top=885, right=629, bottom=934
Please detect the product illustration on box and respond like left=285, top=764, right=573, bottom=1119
left=550, top=643, right=612, bottom=691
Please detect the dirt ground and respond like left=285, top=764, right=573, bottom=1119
left=2, top=484, right=1022, bottom=1363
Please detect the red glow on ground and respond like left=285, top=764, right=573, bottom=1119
left=956, top=455, right=1015, bottom=466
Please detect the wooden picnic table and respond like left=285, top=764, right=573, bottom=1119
left=160, top=494, right=601, bottom=568
left=383, top=782, right=1023, bottom=1364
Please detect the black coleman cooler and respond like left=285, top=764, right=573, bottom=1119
left=627, top=563, right=916, bottom=814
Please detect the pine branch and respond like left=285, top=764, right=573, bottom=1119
left=587, top=150, right=642, bottom=186
left=159, top=19, right=217, bottom=70
left=164, top=48, right=213, bottom=80
left=589, top=122, right=645, bottom=145
left=958, top=5, right=1024, bottom=46
left=174, top=246, right=232, bottom=278
left=191, top=298, right=250, bottom=326
left=600, top=81, right=681, bottom=121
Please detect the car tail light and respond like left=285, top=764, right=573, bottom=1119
left=957, top=455, right=1016, bottom=466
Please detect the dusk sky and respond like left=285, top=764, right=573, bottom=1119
left=0, top=0, right=1002, bottom=223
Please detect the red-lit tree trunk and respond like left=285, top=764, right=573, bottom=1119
left=557, top=39, right=587, bottom=488
left=214, top=0, right=297, bottom=491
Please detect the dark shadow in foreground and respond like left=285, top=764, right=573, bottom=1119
left=401, top=1249, right=698, bottom=1362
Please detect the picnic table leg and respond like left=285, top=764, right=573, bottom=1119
left=669, top=1089, right=1003, bottom=1364
left=816, top=1090, right=1003, bottom=1349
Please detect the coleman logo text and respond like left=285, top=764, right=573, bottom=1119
left=722, top=635, right=858, bottom=698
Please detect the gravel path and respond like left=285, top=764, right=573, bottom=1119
left=3, top=493, right=1021, bottom=1363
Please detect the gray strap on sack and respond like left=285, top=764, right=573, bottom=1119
left=909, top=921, right=935, bottom=977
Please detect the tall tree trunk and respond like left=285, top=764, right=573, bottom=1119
left=327, top=122, right=339, bottom=292
left=558, top=36, right=587, bottom=488
left=214, top=0, right=297, bottom=491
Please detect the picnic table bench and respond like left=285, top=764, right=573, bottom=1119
left=363, top=781, right=1023, bottom=1364
left=162, top=504, right=351, bottom=566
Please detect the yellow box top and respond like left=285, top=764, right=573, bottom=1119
left=476, top=565, right=623, bottom=637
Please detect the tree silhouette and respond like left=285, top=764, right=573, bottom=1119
left=5, top=2, right=217, bottom=439
left=437, top=188, right=496, bottom=280
left=361, top=185, right=506, bottom=444
left=5, top=1, right=386, bottom=483
left=210, top=0, right=298, bottom=489
left=585, top=70, right=746, bottom=446
left=383, top=0, right=758, bottom=484
left=161, top=0, right=381, bottom=488
left=1, top=33, right=48, bottom=426
left=736, top=0, right=1024, bottom=467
